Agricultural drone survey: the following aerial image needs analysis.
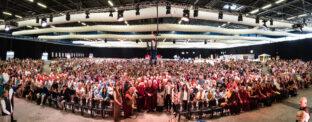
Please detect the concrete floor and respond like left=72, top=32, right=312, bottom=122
left=8, top=88, right=311, bottom=122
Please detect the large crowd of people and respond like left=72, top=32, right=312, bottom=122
left=0, top=58, right=311, bottom=121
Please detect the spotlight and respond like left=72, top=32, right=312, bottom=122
left=182, top=9, right=190, bottom=22
left=256, top=15, right=259, bottom=24
left=136, top=5, right=140, bottom=16
left=173, top=40, right=176, bottom=44
left=41, top=18, right=47, bottom=27
left=66, top=12, right=70, bottom=21
left=193, top=6, right=198, bottom=17
left=238, top=13, right=243, bottom=22
left=109, top=10, right=113, bottom=17
left=270, top=18, right=273, bottom=26
left=262, top=19, right=267, bottom=28
left=5, top=25, right=10, bottom=31
left=36, top=16, right=39, bottom=23
left=166, top=2, right=171, bottom=14
left=85, top=10, right=90, bottom=19
left=218, top=11, right=223, bottom=20
left=204, top=40, right=207, bottom=44
left=117, top=10, right=124, bottom=21
left=49, top=14, right=53, bottom=22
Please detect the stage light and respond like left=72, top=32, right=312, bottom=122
left=117, top=10, right=124, bottom=21
left=36, top=16, right=39, bottom=23
left=66, top=12, right=70, bottom=21
left=136, top=5, right=140, bottom=16
left=270, top=18, right=273, bottom=26
left=49, top=14, right=53, bottom=22
left=85, top=10, right=90, bottom=19
left=238, top=13, right=243, bottom=22
left=263, top=19, right=267, bottom=28
left=41, top=18, right=47, bottom=27
left=182, top=9, right=190, bottom=22
left=256, top=15, right=260, bottom=24
left=218, top=11, right=223, bottom=20
left=166, top=2, right=171, bottom=14
left=193, top=7, right=198, bottom=17
left=5, top=25, right=10, bottom=31
left=109, top=10, right=113, bottom=17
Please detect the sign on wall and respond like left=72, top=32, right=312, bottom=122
left=6, top=51, right=14, bottom=60
left=41, top=52, right=48, bottom=61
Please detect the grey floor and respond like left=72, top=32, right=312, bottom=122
left=9, top=88, right=311, bottom=122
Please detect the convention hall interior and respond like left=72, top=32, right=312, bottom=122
left=0, top=0, right=312, bottom=122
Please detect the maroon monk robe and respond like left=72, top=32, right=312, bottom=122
left=145, top=85, right=156, bottom=111
left=136, top=85, right=145, bottom=111
left=123, top=91, right=132, bottom=118
left=238, top=89, right=250, bottom=111
left=228, top=91, right=240, bottom=115
left=248, top=88, right=259, bottom=110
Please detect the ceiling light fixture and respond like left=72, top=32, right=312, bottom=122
left=2, top=11, right=12, bottom=16
left=108, top=0, right=114, bottom=6
left=15, top=15, right=23, bottom=19
left=249, top=9, right=259, bottom=14
left=275, top=0, right=286, bottom=4
left=262, top=4, right=272, bottom=10
left=37, top=2, right=47, bottom=8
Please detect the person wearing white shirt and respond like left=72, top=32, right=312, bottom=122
left=1, top=90, right=14, bottom=122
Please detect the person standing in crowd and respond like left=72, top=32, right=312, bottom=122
left=180, top=84, right=189, bottom=111
left=136, top=82, right=145, bottom=112
left=113, top=83, right=122, bottom=121
left=123, top=87, right=134, bottom=118
left=164, top=81, right=172, bottom=112
left=156, top=83, right=165, bottom=112
left=172, top=83, right=180, bottom=116
left=145, top=81, right=156, bottom=112
left=0, top=73, right=4, bottom=97
left=296, top=97, right=310, bottom=122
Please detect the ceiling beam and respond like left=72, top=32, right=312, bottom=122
left=257, top=0, right=301, bottom=16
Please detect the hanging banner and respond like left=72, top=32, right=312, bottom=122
left=6, top=51, right=14, bottom=60
left=41, top=52, right=48, bottom=61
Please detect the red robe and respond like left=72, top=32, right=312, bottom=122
left=238, top=89, right=250, bottom=111
left=145, top=85, right=156, bottom=111
left=228, top=92, right=240, bottom=115
left=136, top=85, right=145, bottom=111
